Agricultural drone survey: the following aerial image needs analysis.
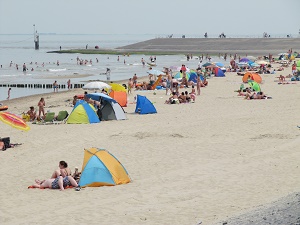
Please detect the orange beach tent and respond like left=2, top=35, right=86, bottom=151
left=242, top=72, right=262, bottom=83
left=109, top=91, right=127, bottom=107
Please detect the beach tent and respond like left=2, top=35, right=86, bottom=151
left=248, top=81, right=261, bottom=92
left=242, top=72, right=262, bottom=83
left=66, top=100, right=100, bottom=124
left=86, top=93, right=126, bottom=120
left=174, top=72, right=190, bottom=80
left=79, top=147, right=131, bottom=187
left=188, top=72, right=204, bottom=83
left=214, top=67, right=225, bottom=77
left=109, top=91, right=127, bottom=107
left=188, top=72, right=198, bottom=83
left=135, top=95, right=157, bottom=114
left=109, top=83, right=127, bottom=92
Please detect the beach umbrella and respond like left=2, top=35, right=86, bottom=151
left=248, top=81, right=261, bottom=92
left=215, top=62, right=224, bottom=67
left=83, top=81, right=111, bottom=90
left=249, top=62, right=259, bottom=67
left=109, top=83, right=126, bottom=92
left=202, top=62, right=212, bottom=67
left=0, top=112, right=30, bottom=131
left=239, top=58, right=250, bottom=63
left=147, top=69, right=165, bottom=76
left=237, top=62, right=249, bottom=67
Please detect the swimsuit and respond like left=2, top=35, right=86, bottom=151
left=63, top=176, right=71, bottom=187
left=51, top=177, right=60, bottom=189
left=51, top=176, right=71, bottom=189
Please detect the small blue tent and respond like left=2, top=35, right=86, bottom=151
left=188, top=72, right=204, bottom=83
left=214, top=67, right=225, bottom=77
left=135, top=95, right=157, bottom=114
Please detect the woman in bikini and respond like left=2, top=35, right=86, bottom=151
left=37, top=97, right=45, bottom=120
left=51, top=161, right=71, bottom=178
left=50, top=161, right=73, bottom=188
left=33, top=176, right=79, bottom=191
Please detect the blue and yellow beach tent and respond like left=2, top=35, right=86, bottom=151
left=79, top=148, right=131, bottom=187
left=135, top=95, right=157, bottom=114
left=66, top=100, right=100, bottom=124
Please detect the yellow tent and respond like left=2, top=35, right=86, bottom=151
left=110, top=83, right=127, bottom=92
left=79, top=148, right=131, bottom=187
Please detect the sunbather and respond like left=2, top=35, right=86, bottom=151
left=51, top=161, right=72, bottom=179
left=33, top=176, right=78, bottom=191
left=26, top=106, right=37, bottom=121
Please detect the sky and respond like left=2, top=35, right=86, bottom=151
left=0, top=0, right=299, bottom=37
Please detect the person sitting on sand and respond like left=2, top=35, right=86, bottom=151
left=27, top=106, right=37, bottom=121
left=51, top=161, right=72, bottom=179
left=178, top=92, right=187, bottom=103
left=181, top=76, right=189, bottom=88
left=278, top=75, right=285, bottom=83
left=185, top=91, right=191, bottom=102
left=73, top=95, right=78, bottom=106
left=165, top=92, right=179, bottom=104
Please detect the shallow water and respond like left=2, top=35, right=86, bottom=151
left=0, top=34, right=229, bottom=100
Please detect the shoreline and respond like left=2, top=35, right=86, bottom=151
left=0, top=75, right=149, bottom=103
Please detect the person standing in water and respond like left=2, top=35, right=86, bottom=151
left=7, top=88, right=11, bottom=100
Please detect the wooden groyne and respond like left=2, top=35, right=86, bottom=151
left=0, top=83, right=84, bottom=89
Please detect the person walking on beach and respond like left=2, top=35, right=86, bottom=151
left=7, top=88, right=11, bottom=100
left=196, top=75, right=201, bottom=96
left=166, top=71, right=172, bottom=95
left=37, top=98, right=45, bottom=120
left=128, top=78, right=133, bottom=94
left=67, top=79, right=71, bottom=90
left=60, top=46, right=61, bottom=51
left=132, top=73, right=138, bottom=87
left=53, top=81, right=58, bottom=92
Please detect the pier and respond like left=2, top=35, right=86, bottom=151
left=0, top=83, right=84, bottom=89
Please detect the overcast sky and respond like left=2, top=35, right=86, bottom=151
left=0, top=0, right=299, bottom=36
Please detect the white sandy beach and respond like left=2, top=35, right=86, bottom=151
left=0, top=64, right=300, bottom=225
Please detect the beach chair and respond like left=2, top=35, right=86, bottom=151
left=41, top=112, right=55, bottom=124
left=54, top=110, right=69, bottom=124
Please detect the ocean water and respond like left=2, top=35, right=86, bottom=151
left=0, top=34, right=228, bottom=101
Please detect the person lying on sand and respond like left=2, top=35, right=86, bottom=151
left=277, top=75, right=286, bottom=83
left=32, top=176, right=79, bottom=191
left=244, top=91, right=271, bottom=100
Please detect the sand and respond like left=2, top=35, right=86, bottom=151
left=0, top=63, right=300, bottom=225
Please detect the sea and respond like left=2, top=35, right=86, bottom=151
left=0, top=33, right=228, bottom=101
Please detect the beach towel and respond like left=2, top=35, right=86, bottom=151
left=28, top=185, right=73, bottom=189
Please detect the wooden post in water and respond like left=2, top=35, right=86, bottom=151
left=33, top=24, right=39, bottom=50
